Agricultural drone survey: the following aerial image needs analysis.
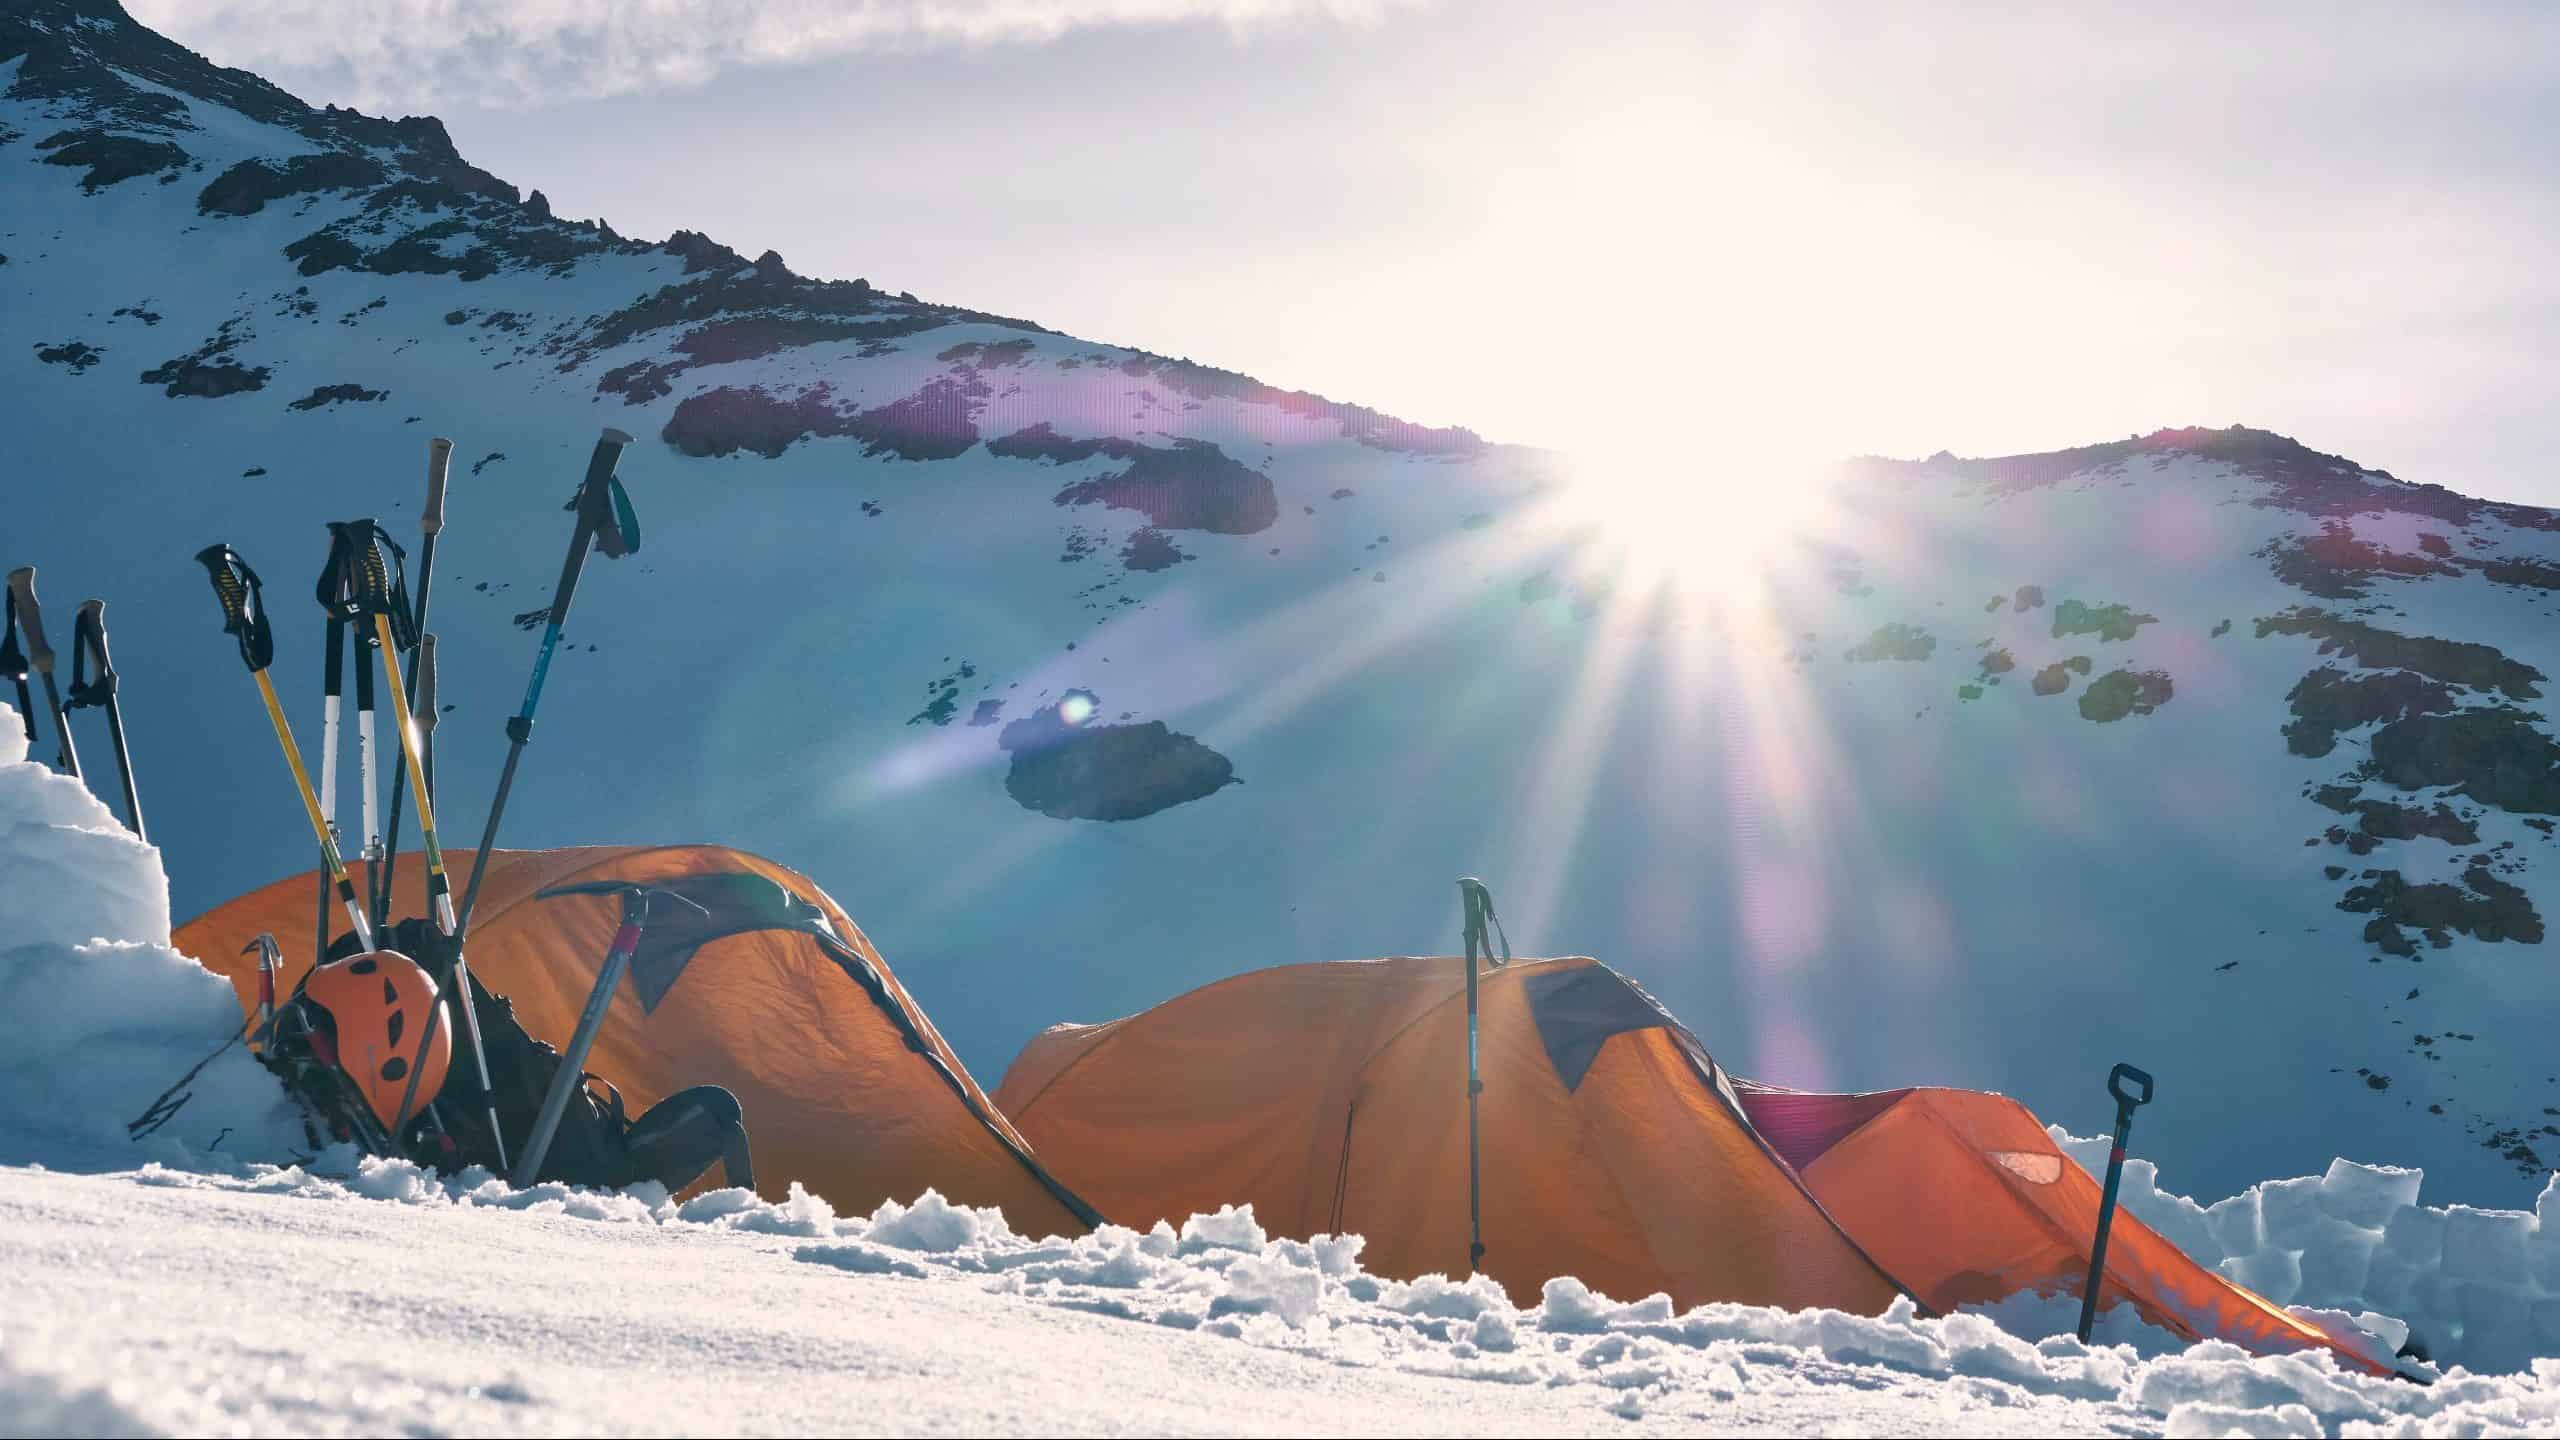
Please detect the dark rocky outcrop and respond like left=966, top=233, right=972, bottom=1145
left=2256, top=608, right=2543, bottom=698
left=2078, top=668, right=2173, bottom=722
left=2366, top=707, right=2560, bottom=815
left=34, top=339, right=103, bottom=373
left=998, top=695, right=1238, bottom=821
left=2050, top=599, right=2156, bottom=643
left=1120, top=528, right=1190, bottom=573
left=992, top=425, right=1278, bottom=536
left=138, top=323, right=268, bottom=398
left=286, top=382, right=387, bottom=410
left=2281, top=669, right=2457, bottom=758
left=2340, top=864, right=2544, bottom=953
left=1845, top=623, right=1934, bottom=663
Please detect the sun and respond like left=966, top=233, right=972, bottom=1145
left=1542, top=434, right=1842, bottom=618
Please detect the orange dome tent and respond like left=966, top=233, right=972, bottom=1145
left=996, top=953, right=1905, bottom=1314
left=998, top=953, right=2386, bottom=1372
left=178, top=845, right=1098, bottom=1238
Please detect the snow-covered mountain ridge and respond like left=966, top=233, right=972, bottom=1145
left=11, top=0, right=2560, bottom=1218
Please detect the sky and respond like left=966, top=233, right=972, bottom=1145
left=132, top=0, right=2560, bottom=504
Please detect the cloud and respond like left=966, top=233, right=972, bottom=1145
left=127, top=0, right=1415, bottom=111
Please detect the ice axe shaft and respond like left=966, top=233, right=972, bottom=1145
left=2077, top=1062, right=2155, bottom=1343
left=510, top=882, right=706, bottom=1188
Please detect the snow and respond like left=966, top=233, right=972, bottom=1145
left=9, top=1159, right=2560, bottom=1438
left=2056, top=1126, right=2560, bottom=1373
left=0, top=703, right=302, bottom=1170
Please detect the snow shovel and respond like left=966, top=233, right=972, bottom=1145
left=510, top=881, right=706, bottom=1188
left=2077, top=1061, right=2154, bottom=1342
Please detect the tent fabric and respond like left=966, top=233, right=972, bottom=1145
left=176, top=846, right=1098, bottom=1237
left=995, top=954, right=1908, bottom=1315
left=1521, top=962, right=1680, bottom=1092
left=1730, top=1083, right=2378, bottom=1370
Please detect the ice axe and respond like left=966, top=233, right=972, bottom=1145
left=510, top=881, right=706, bottom=1188
left=2077, top=1061, right=2154, bottom=1343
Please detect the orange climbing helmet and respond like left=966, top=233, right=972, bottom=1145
left=301, top=949, right=449, bottom=1132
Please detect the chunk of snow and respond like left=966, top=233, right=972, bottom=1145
left=2316, top=1159, right=2421, bottom=1231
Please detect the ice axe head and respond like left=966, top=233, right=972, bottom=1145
left=194, top=545, right=275, bottom=672
left=534, top=879, right=708, bottom=926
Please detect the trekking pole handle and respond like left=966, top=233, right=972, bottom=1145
left=70, top=599, right=116, bottom=703
left=415, top=633, right=439, bottom=737
left=2107, top=1063, right=2154, bottom=1114
left=5, top=568, right=53, bottom=671
left=423, top=438, right=452, bottom=537
left=194, top=545, right=276, bottom=671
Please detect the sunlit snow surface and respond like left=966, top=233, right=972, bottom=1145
left=4, top=1158, right=2559, bottom=1440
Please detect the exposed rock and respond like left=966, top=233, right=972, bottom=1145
left=34, top=339, right=103, bottom=373
left=2261, top=522, right=2462, bottom=600
left=2050, top=599, right=2157, bottom=643
left=1845, top=623, right=1934, bottom=663
left=845, top=374, right=989, bottom=461
left=663, top=384, right=857, bottom=459
left=2367, top=707, right=2560, bottom=815
left=37, top=127, right=187, bottom=191
left=285, top=382, right=386, bottom=411
left=2013, top=585, right=2045, bottom=611
left=2079, top=668, right=2173, bottom=722
left=998, top=695, right=1238, bottom=821
left=196, top=152, right=387, bottom=216
left=1120, top=528, right=1190, bottom=573
left=2030, top=663, right=2074, bottom=696
left=2256, top=608, right=2543, bottom=698
left=990, top=425, right=1278, bottom=536
left=936, top=339, right=1035, bottom=369
left=2281, top=669, right=2457, bottom=758
left=138, top=323, right=268, bottom=398
left=2340, top=863, right=2544, bottom=951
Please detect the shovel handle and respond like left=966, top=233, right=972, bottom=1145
left=2108, top=1063, right=2154, bottom=1111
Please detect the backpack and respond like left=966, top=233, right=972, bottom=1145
left=281, top=917, right=751, bottom=1193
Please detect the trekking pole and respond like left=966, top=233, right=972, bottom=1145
left=5, top=568, right=81, bottom=778
left=510, top=882, right=707, bottom=1187
left=315, top=612, right=347, bottom=958
left=1, top=583, right=35, bottom=746
left=194, top=545, right=376, bottom=952
left=1457, top=876, right=1510, bottom=1275
left=66, top=598, right=145, bottom=839
left=2077, top=1062, right=2155, bottom=1343
left=375, top=437, right=451, bottom=928
left=385, top=428, right=637, bottom=1154
left=332, top=522, right=508, bottom=1165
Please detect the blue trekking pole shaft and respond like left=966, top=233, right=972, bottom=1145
left=384, top=428, right=634, bottom=1143
left=2077, top=1062, right=2154, bottom=1342
left=451, top=427, right=632, bottom=940
left=1459, top=877, right=1490, bottom=1274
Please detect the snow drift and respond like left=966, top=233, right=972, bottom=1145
left=10, top=1158, right=2560, bottom=1438
left=0, top=701, right=301, bottom=1167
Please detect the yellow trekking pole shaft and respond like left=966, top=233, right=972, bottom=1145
left=373, top=613, right=456, bottom=935
left=253, top=667, right=376, bottom=952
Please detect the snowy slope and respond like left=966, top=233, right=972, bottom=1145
left=9, top=0, right=2560, bottom=1220
left=14, top=1159, right=2560, bottom=1438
